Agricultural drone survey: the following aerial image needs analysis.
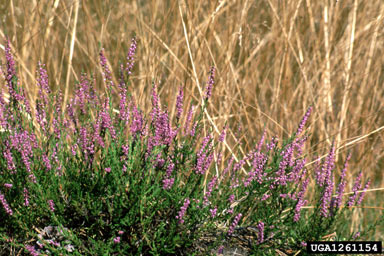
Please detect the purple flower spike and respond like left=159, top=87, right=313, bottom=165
left=316, top=143, right=336, bottom=187
left=228, top=213, right=242, bottom=235
left=356, top=178, right=370, bottom=206
left=0, top=191, right=13, bottom=215
left=320, top=174, right=334, bottom=218
left=4, top=183, right=12, bottom=189
left=335, top=153, right=351, bottom=209
left=162, top=178, right=174, bottom=190
left=195, top=134, right=213, bottom=174
left=218, top=245, right=224, bottom=254
left=183, top=105, right=195, bottom=136
left=176, top=85, right=184, bottom=120
left=113, top=236, right=121, bottom=244
left=296, top=106, right=312, bottom=136
left=25, top=245, right=40, bottom=256
left=176, top=198, right=190, bottom=224
left=36, top=62, right=50, bottom=132
left=24, top=188, right=29, bottom=207
left=219, top=124, right=227, bottom=143
left=210, top=207, right=217, bottom=218
left=99, top=48, right=114, bottom=90
left=257, top=221, right=265, bottom=244
left=204, top=176, right=217, bottom=205
left=204, top=66, right=215, bottom=101
left=48, top=200, right=55, bottom=212
left=4, top=38, right=17, bottom=97
left=126, top=37, right=137, bottom=75
left=294, top=178, right=309, bottom=222
left=347, top=171, right=363, bottom=207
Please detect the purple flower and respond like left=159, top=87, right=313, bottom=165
left=228, top=194, right=235, bottom=204
left=36, top=62, right=50, bottom=132
left=296, top=106, right=312, bottom=136
left=183, top=105, right=195, bottom=136
left=105, top=167, right=111, bottom=173
left=25, top=245, right=40, bottom=256
left=76, top=73, right=90, bottom=115
left=151, top=109, right=177, bottom=147
left=3, top=146, right=16, bottom=171
left=219, top=124, right=227, bottom=142
left=195, top=134, right=213, bottom=174
left=203, top=176, right=217, bottom=205
left=48, top=200, right=55, bottom=212
left=4, top=183, right=12, bottom=189
left=165, top=161, right=175, bottom=178
left=118, top=230, right=124, bottom=235
left=4, top=38, right=17, bottom=100
left=24, top=187, right=29, bottom=206
left=176, top=198, right=190, bottom=224
left=261, top=193, right=270, bottom=201
left=176, top=85, right=184, bottom=120
left=0, top=191, right=13, bottom=215
left=335, top=153, right=351, bottom=209
left=100, top=99, right=117, bottom=139
left=320, top=174, right=334, bottom=218
left=52, top=90, right=63, bottom=139
left=162, top=178, right=174, bottom=190
left=347, top=171, right=363, bottom=207
left=216, top=152, right=223, bottom=166
left=352, top=232, right=360, bottom=240
left=190, top=122, right=197, bottom=137
left=113, top=236, right=121, bottom=244
left=204, top=66, right=215, bottom=101
left=118, top=64, right=130, bottom=123
left=257, top=221, right=265, bottom=244
left=266, top=136, right=278, bottom=152
left=99, top=49, right=114, bottom=90
left=275, top=144, right=294, bottom=186
left=245, top=151, right=267, bottom=186
left=42, top=153, right=52, bottom=171
left=356, top=178, right=370, bottom=206
left=71, top=144, right=78, bottom=156
left=67, top=100, right=78, bottom=129
left=222, top=157, right=235, bottom=177
left=9, top=130, right=37, bottom=180
left=93, top=115, right=105, bottom=148
left=130, top=102, right=143, bottom=135
left=126, top=37, right=137, bottom=75
left=217, top=245, right=224, bottom=254
left=294, top=178, right=309, bottom=222
left=210, top=207, right=217, bottom=218
left=228, top=213, right=242, bottom=235
left=317, top=143, right=336, bottom=187
left=151, top=82, right=160, bottom=122
left=257, top=130, right=266, bottom=153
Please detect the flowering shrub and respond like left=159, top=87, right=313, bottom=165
left=0, top=37, right=380, bottom=255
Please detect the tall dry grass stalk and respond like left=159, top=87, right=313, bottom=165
left=1, top=0, right=383, bottom=240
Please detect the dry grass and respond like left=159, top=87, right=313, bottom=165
left=0, top=0, right=383, bottom=241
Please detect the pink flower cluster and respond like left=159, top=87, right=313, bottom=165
left=228, top=213, right=242, bottom=235
left=176, top=198, right=190, bottom=224
left=0, top=191, right=13, bottom=215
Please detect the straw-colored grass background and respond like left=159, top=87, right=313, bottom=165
left=1, top=0, right=383, bottom=241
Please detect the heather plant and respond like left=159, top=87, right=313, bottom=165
left=0, top=38, right=381, bottom=256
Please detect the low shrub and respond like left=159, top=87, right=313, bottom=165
left=0, top=37, right=380, bottom=255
